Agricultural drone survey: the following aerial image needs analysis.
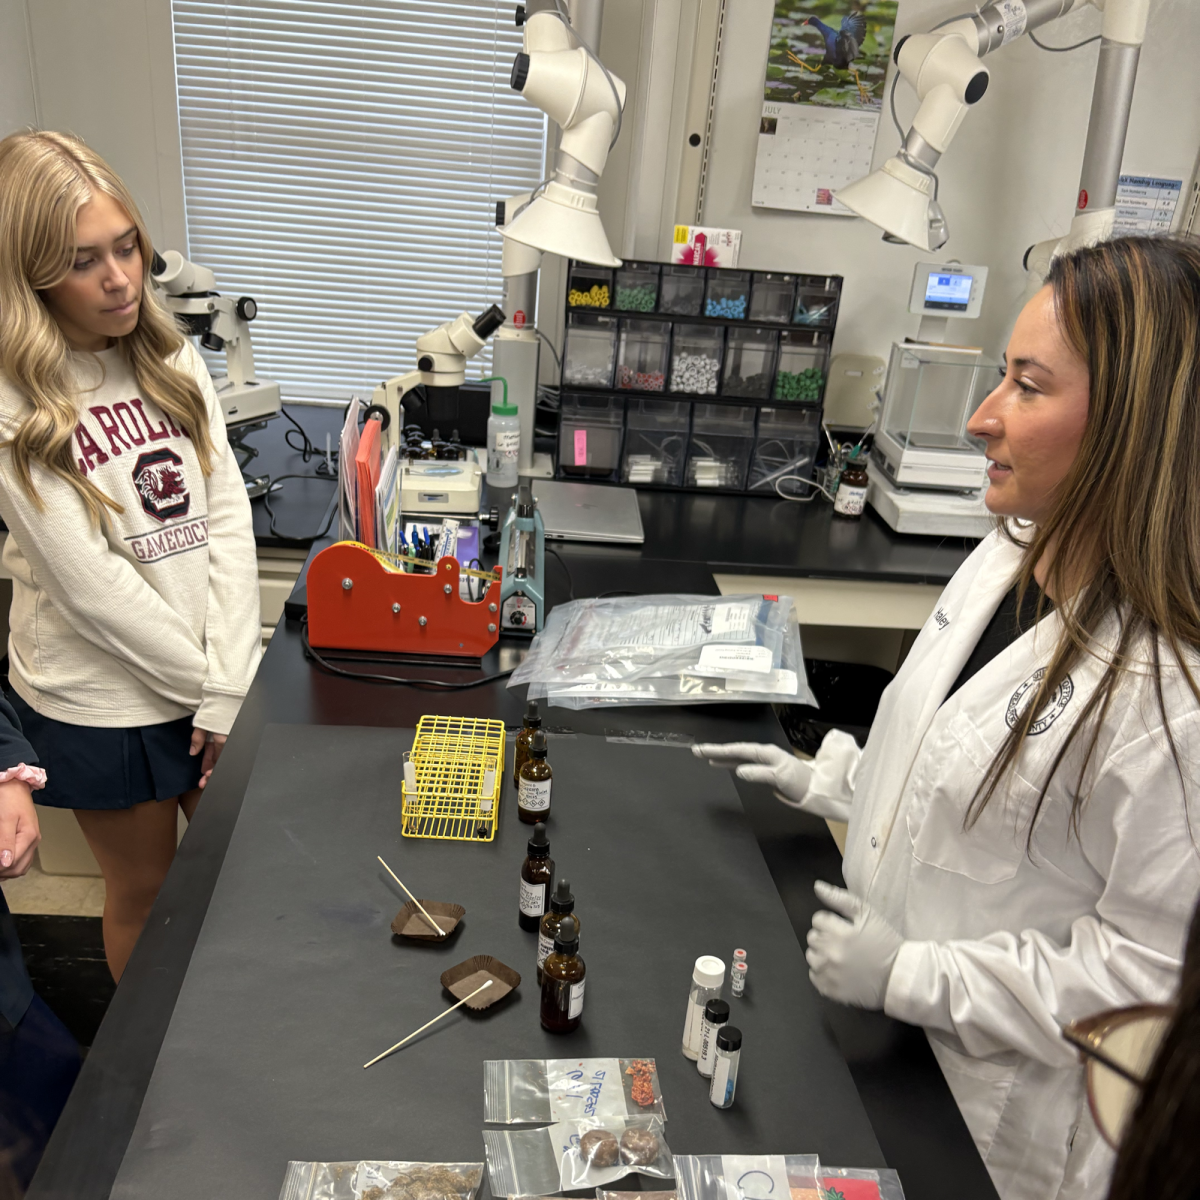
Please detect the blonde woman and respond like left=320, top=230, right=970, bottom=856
left=697, top=237, right=1200, bottom=1199
left=0, top=131, right=261, bottom=981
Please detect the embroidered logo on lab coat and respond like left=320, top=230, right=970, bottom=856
left=1006, top=667, right=1074, bottom=734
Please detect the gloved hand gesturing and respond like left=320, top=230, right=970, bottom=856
left=805, top=880, right=904, bottom=1010
left=691, top=742, right=849, bottom=821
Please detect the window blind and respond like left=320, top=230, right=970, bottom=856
left=172, top=1, right=546, bottom=400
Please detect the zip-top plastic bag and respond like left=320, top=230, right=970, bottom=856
left=277, top=1160, right=483, bottom=1200
left=484, top=1114, right=673, bottom=1194
left=508, top=595, right=815, bottom=709
left=484, top=1057, right=665, bottom=1123
left=675, top=1154, right=821, bottom=1200
left=819, top=1167, right=905, bottom=1200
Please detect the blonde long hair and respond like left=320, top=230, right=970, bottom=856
left=973, top=235, right=1200, bottom=840
left=0, top=130, right=213, bottom=521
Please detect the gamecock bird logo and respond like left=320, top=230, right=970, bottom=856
left=132, top=449, right=191, bottom=521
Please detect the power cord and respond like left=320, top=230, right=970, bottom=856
left=1028, top=28, right=1101, bottom=52
left=261, top=472, right=337, bottom=542
left=546, top=546, right=575, bottom=600
left=281, top=405, right=339, bottom=477
left=301, top=616, right=515, bottom=690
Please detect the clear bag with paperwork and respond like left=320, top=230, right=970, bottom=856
left=277, top=1160, right=484, bottom=1200
left=483, top=1114, right=673, bottom=1195
left=675, top=1154, right=821, bottom=1200
left=484, top=1057, right=665, bottom=1123
left=508, top=594, right=816, bottom=708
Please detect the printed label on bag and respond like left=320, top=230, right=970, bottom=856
left=547, top=1057, right=623, bottom=1119
left=519, top=879, right=546, bottom=918
left=710, top=603, right=754, bottom=639
left=519, top=777, right=552, bottom=811
left=696, top=644, right=774, bottom=676
left=568, top=980, right=586, bottom=1019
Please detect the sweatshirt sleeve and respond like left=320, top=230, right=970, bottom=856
left=882, top=723, right=1200, bottom=1067
left=176, top=343, right=262, bottom=735
left=0, top=433, right=210, bottom=707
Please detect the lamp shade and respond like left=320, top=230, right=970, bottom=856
left=837, top=156, right=945, bottom=252
left=501, top=179, right=621, bottom=267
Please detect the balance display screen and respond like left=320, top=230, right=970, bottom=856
left=924, top=272, right=973, bottom=311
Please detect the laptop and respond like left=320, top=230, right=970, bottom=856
left=531, top=480, right=645, bottom=544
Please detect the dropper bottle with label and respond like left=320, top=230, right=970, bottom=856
left=518, top=822, right=554, bottom=932
left=537, top=878, right=579, bottom=985
left=540, top=914, right=585, bottom=1033
left=517, top=729, right=552, bottom=824
left=513, top=700, right=542, bottom=787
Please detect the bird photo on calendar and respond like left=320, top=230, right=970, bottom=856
left=765, top=0, right=897, bottom=112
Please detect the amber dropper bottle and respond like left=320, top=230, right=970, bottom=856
left=513, top=699, right=541, bottom=786
left=517, top=729, right=552, bottom=824
left=540, top=914, right=585, bottom=1033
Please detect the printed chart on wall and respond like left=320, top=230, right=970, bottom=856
left=752, top=0, right=897, bottom=215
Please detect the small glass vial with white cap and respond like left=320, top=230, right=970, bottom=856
left=708, top=1026, right=742, bottom=1109
left=682, top=955, right=725, bottom=1060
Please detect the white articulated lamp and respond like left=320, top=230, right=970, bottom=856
left=837, top=0, right=1151, bottom=267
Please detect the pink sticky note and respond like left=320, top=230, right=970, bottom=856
left=574, top=428, right=588, bottom=466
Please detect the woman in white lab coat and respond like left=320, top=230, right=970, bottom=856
left=695, top=236, right=1200, bottom=1200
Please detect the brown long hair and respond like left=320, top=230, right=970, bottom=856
left=969, top=235, right=1200, bottom=839
left=0, top=130, right=214, bottom=522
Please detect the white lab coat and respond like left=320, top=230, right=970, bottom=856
left=808, top=530, right=1200, bottom=1200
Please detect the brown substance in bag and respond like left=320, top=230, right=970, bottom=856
left=579, top=1129, right=620, bottom=1166
left=360, top=1165, right=482, bottom=1200
left=618, top=1128, right=660, bottom=1166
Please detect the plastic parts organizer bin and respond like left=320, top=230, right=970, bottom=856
left=567, top=264, right=612, bottom=309
left=705, top=269, right=751, bottom=320
left=749, top=273, right=796, bottom=323
left=749, top=407, right=821, bottom=496
left=793, top=274, right=841, bottom=327
left=616, top=319, right=669, bottom=391
left=401, top=715, right=505, bottom=842
left=670, top=324, right=724, bottom=395
left=622, top=398, right=690, bottom=486
left=723, top=326, right=780, bottom=400
left=559, top=393, right=625, bottom=479
left=659, top=265, right=705, bottom=315
left=563, top=313, right=617, bottom=388
left=613, top=262, right=660, bottom=312
left=774, top=330, right=829, bottom=404
left=686, top=403, right=756, bottom=491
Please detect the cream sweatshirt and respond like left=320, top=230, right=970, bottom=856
left=0, top=339, right=261, bottom=735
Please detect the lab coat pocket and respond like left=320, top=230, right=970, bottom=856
left=908, top=712, right=1032, bottom=884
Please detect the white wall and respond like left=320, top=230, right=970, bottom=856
left=700, top=0, right=1200, bottom=362
left=1, top=0, right=187, bottom=251
left=0, top=1, right=39, bottom=130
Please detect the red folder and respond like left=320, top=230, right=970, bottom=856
left=355, top=416, right=382, bottom=546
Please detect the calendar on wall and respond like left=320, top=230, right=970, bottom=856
left=751, top=1, right=898, bottom=215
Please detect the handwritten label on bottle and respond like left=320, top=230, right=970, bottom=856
left=519, top=777, right=552, bottom=811
left=519, top=879, right=546, bottom=918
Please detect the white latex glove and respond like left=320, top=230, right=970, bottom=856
left=692, top=741, right=850, bottom=821
left=805, top=880, right=904, bottom=1010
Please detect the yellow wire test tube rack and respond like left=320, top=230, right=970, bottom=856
left=402, top=715, right=506, bottom=842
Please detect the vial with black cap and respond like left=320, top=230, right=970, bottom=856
left=696, top=999, right=730, bottom=1078
left=708, top=1026, right=742, bottom=1109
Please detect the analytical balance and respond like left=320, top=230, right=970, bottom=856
left=868, top=262, right=996, bottom=537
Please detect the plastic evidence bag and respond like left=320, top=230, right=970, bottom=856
left=277, top=1160, right=484, bottom=1200
left=508, top=595, right=816, bottom=708
left=675, top=1154, right=821, bottom=1200
left=818, top=1168, right=905, bottom=1200
left=484, top=1057, right=665, bottom=1123
left=483, top=1114, right=673, bottom=1195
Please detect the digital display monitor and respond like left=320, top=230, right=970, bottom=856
left=924, top=271, right=973, bottom=312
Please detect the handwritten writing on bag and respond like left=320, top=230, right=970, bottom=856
left=547, top=1058, right=626, bottom=1120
